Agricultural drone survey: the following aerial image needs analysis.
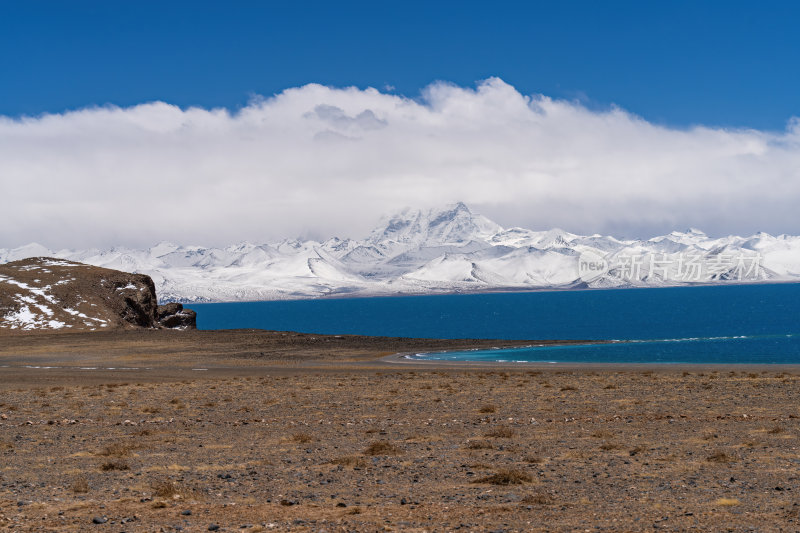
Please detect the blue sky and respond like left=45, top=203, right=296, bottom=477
left=3, top=1, right=800, bottom=247
left=2, top=1, right=799, bottom=130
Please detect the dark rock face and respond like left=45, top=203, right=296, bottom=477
left=107, top=273, right=197, bottom=330
left=156, top=302, right=197, bottom=329
left=118, top=275, right=159, bottom=328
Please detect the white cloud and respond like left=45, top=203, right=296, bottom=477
left=2, top=77, right=799, bottom=248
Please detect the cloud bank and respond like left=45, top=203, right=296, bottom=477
left=2, top=78, right=799, bottom=248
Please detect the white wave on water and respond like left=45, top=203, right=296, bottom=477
left=410, top=332, right=800, bottom=364
left=626, top=335, right=753, bottom=343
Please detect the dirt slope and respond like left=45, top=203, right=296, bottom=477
left=0, top=257, right=194, bottom=332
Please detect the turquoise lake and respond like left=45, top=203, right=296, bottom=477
left=192, top=283, right=800, bottom=364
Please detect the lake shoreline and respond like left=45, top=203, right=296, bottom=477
left=381, top=350, right=800, bottom=371
left=2, top=328, right=800, bottom=385
left=188, top=285, right=800, bottom=365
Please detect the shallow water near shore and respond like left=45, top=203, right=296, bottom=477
left=192, top=283, right=800, bottom=363
left=409, top=334, right=800, bottom=364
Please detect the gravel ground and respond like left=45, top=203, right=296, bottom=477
left=0, top=331, right=799, bottom=531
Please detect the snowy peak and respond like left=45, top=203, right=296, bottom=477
left=0, top=243, right=52, bottom=263
left=369, top=202, right=503, bottom=246
left=368, top=208, right=426, bottom=244
left=649, top=227, right=710, bottom=247
left=148, top=241, right=182, bottom=257
left=425, top=202, right=503, bottom=244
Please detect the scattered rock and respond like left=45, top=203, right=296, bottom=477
left=156, top=302, right=197, bottom=329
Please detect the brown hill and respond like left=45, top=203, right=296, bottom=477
left=0, top=257, right=195, bottom=332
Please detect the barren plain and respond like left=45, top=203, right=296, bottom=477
left=0, top=330, right=799, bottom=531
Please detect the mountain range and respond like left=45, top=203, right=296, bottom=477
left=2, top=203, right=799, bottom=302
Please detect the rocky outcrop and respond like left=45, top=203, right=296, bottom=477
left=0, top=257, right=196, bottom=332
left=156, top=302, right=197, bottom=329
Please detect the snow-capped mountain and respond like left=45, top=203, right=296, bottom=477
left=2, top=202, right=800, bottom=302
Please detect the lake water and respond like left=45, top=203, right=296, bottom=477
left=192, top=283, right=800, bottom=364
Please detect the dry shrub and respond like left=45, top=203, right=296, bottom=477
left=591, top=430, right=614, bottom=439
left=101, top=460, right=130, bottom=471
left=291, top=432, right=314, bottom=444
left=715, top=498, right=740, bottom=506
left=767, top=426, right=784, bottom=434
left=330, top=456, right=367, bottom=468
left=151, top=479, right=196, bottom=500
left=98, top=442, right=134, bottom=457
left=560, top=385, right=577, bottom=391
left=363, top=441, right=402, bottom=456
left=465, top=439, right=494, bottom=450
left=478, top=404, right=497, bottom=413
left=707, top=451, right=734, bottom=463
left=484, top=427, right=515, bottom=438
left=565, top=448, right=593, bottom=460
left=473, top=469, right=532, bottom=485
left=599, top=442, right=622, bottom=451
left=71, top=476, right=89, bottom=493
left=521, top=490, right=553, bottom=504
left=152, top=479, right=181, bottom=498
left=169, top=398, right=186, bottom=409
